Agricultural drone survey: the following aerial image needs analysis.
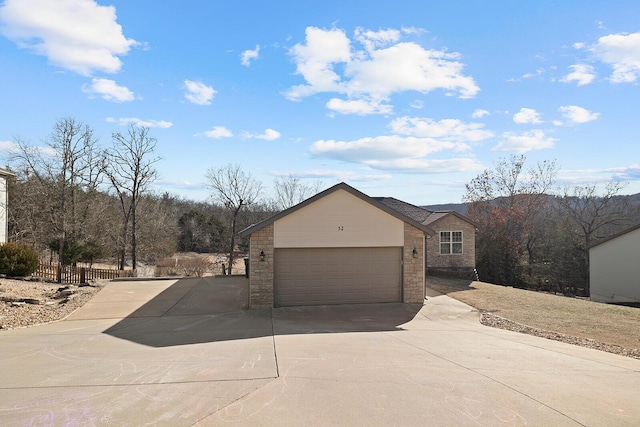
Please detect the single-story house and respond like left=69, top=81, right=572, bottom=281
left=240, top=182, right=477, bottom=309
left=589, top=223, right=640, bottom=304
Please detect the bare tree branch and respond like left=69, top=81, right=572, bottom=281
left=205, top=164, right=262, bottom=275
left=272, top=175, right=323, bottom=210
left=104, top=125, right=160, bottom=270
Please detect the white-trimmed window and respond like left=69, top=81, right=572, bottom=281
left=440, top=231, right=463, bottom=254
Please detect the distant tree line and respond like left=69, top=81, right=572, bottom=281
left=5, top=118, right=321, bottom=273
left=10, top=120, right=634, bottom=289
left=464, top=155, right=640, bottom=296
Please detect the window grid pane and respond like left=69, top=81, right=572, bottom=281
left=439, top=231, right=463, bottom=255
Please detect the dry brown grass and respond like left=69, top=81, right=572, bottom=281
left=427, top=276, right=640, bottom=352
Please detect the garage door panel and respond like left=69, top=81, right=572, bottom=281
left=275, top=247, right=402, bottom=306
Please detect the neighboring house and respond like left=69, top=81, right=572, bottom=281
left=589, top=224, right=640, bottom=304
left=0, top=168, right=15, bottom=244
left=240, top=182, right=477, bottom=309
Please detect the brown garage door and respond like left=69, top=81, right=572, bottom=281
left=275, top=247, right=402, bottom=306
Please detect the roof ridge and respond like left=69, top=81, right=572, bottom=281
left=375, top=196, right=433, bottom=213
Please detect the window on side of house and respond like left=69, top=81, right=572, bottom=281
left=440, top=231, right=463, bottom=254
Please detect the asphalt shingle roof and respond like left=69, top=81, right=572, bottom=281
left=240, top=182, right=478, bottom=237
left=373, top=197, right=433, bottom=223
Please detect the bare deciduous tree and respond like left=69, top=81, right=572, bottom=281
left=273, top=175, right=323, bottom=210
left=464, top=155, right=557, bottom=286
left=205, top=164, right=262, bottom=275
left=104, top=125, right=160, bottom=270
left=557, top=181, right=636, bottom=295
left=10, top=118, right=102, bottom=265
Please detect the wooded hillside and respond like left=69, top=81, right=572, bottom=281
left=5, top=122, right=639, bottom=295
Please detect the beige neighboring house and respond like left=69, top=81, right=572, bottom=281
left=0, top=168, right=15, bottom=244
left=589, top=224, right=640, bottom=304
left=240, top=182, right=477, bottom=309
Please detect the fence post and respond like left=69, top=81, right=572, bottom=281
left=56, top=263, right=62, bottom=284
left=80, top=267, right=86, bottom=284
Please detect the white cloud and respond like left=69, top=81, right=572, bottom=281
left=608, top=164, right=640, bottom=181
left=184, top=80, right=216, bottom=105
left=522, top=68, right=545, bottom=79
left=242, top=129, right=281, bottom=140
left=241, top=44, right=260, bottom=66
left=559, top=165, right=640, bottom=185
left=589, top=32, right=640, bottom=83
left=0, top=0, right=137, bottom=75
left=286, top=26, right=479, bottom=114
left=471, top=109, right=489, bottom=118
left=202, top=126, right=233, bottom=139
left=346, top=42, right=479, bottom=99
left=286, top=27, right=352, bottom=100
left=310, top=136, right=464, bottom=162
left=256, top=129, right=281, bottom=141
left=0, top=140, right=55, bottom=157
left=106, top=117, right=173, bottom=128
left=308, top=114, right=492, bottom=174
left=0, top=140, right=19, bottom=153
left=82, top=78, right=134, bottom=102
left=410, top=100, right=424, bottom=109
left=273, top=169, right=355, bottom=180
left=389, top=117, right=493, bottom=145
left=513, top=108, right=543, bottom=124
left=508, top=68, right=545, bottom=82
left=363, top=157, right=483, bottom=174
left=272, top=169, right=392, bottom=183
left=492, top=130, right=556, bottom=153
left=354, top=27, right=402, bottom=52
left=309, top=134, right=483, bottom=174
left=560, top=64, right=596, bottom=86
left=326, top=98, right=393, bottom=115
left=557, top=105, right=600, bottom=125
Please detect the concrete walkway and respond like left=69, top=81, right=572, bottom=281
left=0, top=277, right=639, bottom=426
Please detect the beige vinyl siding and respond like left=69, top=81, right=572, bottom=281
left=274, top=189, right=404, bottom=248
left=590, top=228, right=640, bottom=303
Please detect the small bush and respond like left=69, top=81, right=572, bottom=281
left=155, top=256, right=212, bottom=277
left=0, top=242, right=40, bottom=277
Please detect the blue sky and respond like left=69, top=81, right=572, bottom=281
left=1, top=0, right=640, bottom=205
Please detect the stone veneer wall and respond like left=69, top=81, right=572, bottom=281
left=403, top=223, right=425, bottom=303
left=426, top=215, right=476, bottom=269
left=248, top=224, right=274, bottom=309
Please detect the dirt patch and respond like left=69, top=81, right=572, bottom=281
left=427, top=276, right=640, bottom=359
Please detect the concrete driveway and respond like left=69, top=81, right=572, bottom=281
left=1, top=277, right=639, bottom=426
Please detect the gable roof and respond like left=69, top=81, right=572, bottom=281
left=374, top=196, right=479, bottom=229
left=589, top=222, right=640, bottom=249
left=240, top=182, right=436, bottom=237
left=424, top=210, right=480, bottom=228
left=240, top=182, right=478, bottom=237
left=0, top=167, right=16, bottom=177
left=372, top=197, right=432, bottom=223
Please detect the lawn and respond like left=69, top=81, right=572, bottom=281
left=426, top=276, right=640, bottom=358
